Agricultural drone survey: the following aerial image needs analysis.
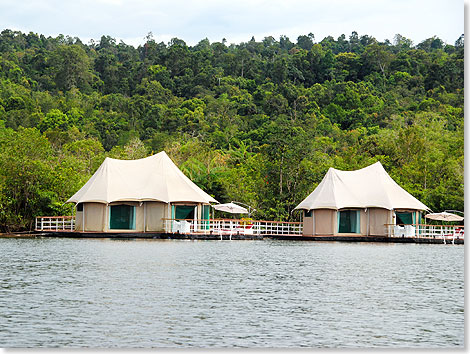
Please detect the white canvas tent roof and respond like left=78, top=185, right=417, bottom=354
left=295, top=161, right=428, bottom=211
left=67, top=151, right=218, bottom=204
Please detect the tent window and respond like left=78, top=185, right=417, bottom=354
left=338, top=210, right=360, bottom=233
left=396, top=212, right=414, bottom=225
left=110, top=205, right=135, bottom=230
left=305, top=210, right=313, bottom=217
left=174, top=205, right=195, bottom=220
left=76, top=203, right=83, bottom=212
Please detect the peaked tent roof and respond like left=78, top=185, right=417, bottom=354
left=67, top=151, right=218, bottom=204
left=294, top=161, right=428, bottom=211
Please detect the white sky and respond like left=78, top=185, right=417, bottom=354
left=0, top=0, right=465, bottom=47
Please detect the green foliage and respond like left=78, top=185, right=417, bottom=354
left=38, top=109, right=71, bottom=131
left=49, top=45, right=94, bottom=92
left=0, top=29, right=464, bottom=230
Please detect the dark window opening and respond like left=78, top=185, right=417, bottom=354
left=396, top=212, right=413, bottom=225
left=175, top=205, right=195, bottom=220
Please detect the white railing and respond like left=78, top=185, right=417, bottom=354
left=253, top=220, right=303, bottom=235
left=163, top=218, right=303, bottom=237
left=417, top=224, right=464, bottom=243
left=387, top=224, right=464, bottom=242
left=35, top=216, right=75, bottom=231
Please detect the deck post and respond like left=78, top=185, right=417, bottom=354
left=312, top=211, right=315, bottom=236
left=143, top=202, right=147, bottom=233
left=366, top=208, right=370, bottom=236
left=167, top=203, right=171, bottom=233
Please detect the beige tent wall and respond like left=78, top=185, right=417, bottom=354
left=303, top=213, right=314, bottom=236
left=303, top=208, right=392, bottom=236
left=84, top=202, right=106, bottom=232
left=360, top=209, right=367, bottom=235
left=145, top=201, right=167, bottom=232
left=77, top=201, right=169, bottom=233
left=135, top=203, right=144, bottom=231
left=313, top=209, right=336, bottom=235
left=368, top=208, right=391, bottom=236
left=75, top=210, right=83, bottom=231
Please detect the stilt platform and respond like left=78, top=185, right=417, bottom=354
left=1, top=231, right=462, bottom=244
left=266, top=234, right=464, bottom=244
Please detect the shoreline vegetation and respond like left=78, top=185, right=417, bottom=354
left=0, top=30, right=464, bottom=232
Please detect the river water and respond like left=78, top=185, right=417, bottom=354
left=0, top=238, right=464, bottom=348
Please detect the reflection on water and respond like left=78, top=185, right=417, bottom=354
left=0, top=238, right=464, bottom=348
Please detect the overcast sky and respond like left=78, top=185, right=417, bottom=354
left=0, top=0, right=465, bottom=47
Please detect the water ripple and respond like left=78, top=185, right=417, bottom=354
left=0, top=238, right=464, bottom=348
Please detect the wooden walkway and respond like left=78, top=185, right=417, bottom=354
left=31, top=216, right=464, bottom=244
left=267, top=234, right=464, bottom=244
left=16, top=231, right=462, bottom=244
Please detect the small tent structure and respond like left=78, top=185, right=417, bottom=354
left=67, top=151, right=217, bottom=233
left=295, top=161, right=429, bottom=237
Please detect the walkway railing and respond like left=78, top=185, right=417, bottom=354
left=34, top=216, right=302, bottom=236
left=387, top=224, right=464, bottom=242
left=35, top=216, right=75, bottom=231
left=164, top=218, right=303, bottom=237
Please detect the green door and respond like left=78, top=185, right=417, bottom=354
left=201, top=204, right=210, bottom=230
left=110, top=205, right=135, bottom=230
left=338, top=210, right=360, bottom=233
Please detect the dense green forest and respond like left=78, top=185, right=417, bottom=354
left=0, top=29, right=464, bottom=231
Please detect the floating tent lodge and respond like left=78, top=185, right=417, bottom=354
left=67, top=151, right=217, bottom=233
left=295, top=161, right=429, bottom=237
left=66, top=153, right=429, bottom=238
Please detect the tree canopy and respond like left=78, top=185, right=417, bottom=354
left=0, top=29, right=464, bottom=231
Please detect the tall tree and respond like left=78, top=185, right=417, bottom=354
left=49, top=44, right=93, bottom=91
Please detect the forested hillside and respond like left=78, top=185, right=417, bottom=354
left=0, top=29, right=464, bottom=231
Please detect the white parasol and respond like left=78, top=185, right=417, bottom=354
left=424, top=212, right=464, bottom=222
left=213, top=202, right=249, bottom=214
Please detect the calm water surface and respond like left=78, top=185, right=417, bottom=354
left=0, top=238, right=464, bottom=348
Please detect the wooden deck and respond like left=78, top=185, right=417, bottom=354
left=31, top=216, right=463, bottom=244
left=19, top=231, right=463, bottom=244
left=30, top=230, right=264, bottom=240
left=266, top=234, right=464, bottom=244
